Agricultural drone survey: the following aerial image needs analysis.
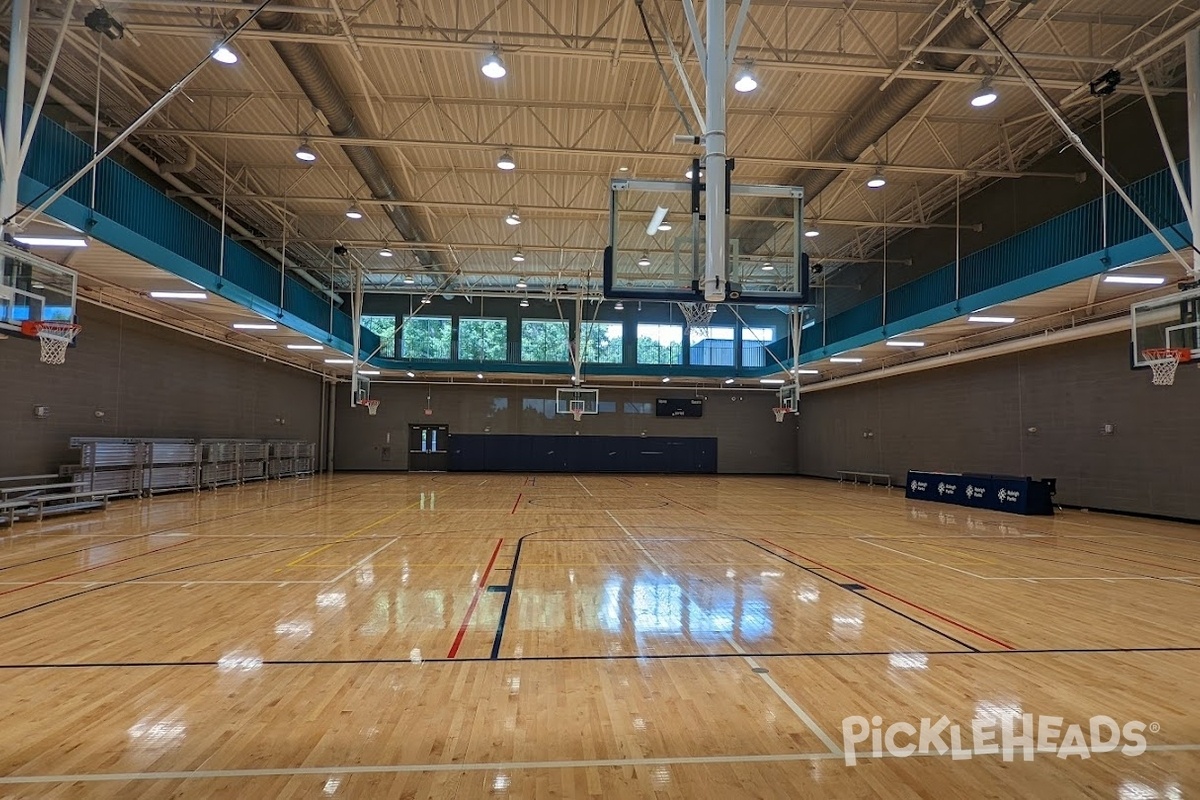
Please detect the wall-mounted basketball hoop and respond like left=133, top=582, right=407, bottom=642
left=21, top=320, right=81, bottom=365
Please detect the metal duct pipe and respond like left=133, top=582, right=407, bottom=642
left=256, top=10, right=438, bottom=271
left=160, top=143, right=196, bottom=175
left=740, top=1, right=1027, bottom=252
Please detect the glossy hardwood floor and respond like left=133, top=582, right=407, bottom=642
left=1, top=473, right=1199, bottom=798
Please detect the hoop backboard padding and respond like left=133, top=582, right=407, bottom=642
left=1131, top=285, right=1200, bottom=368
left=363, top=398, right=381, bottom=415
left=556, top=387, right=599, bottom=415
left=605, top=179, right=809, bottom=305
left=0, top=243, right=79, bottom=334
left=21, top=320, right=81, bottom=364
left=1143, top=347, right=1190, bottom=386
left=569, top=400, right=586, bottom=422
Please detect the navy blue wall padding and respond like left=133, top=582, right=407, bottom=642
left=449, top=434, right=717, bottom=473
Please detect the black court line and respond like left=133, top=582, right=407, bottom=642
left=740, top=538, right=982, bottom=652
left=4, top=646, right=1200, bottom=671
left=489, top=532, right=532, bottom=659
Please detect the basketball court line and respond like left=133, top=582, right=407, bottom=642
left=4, top=743, right=1200, bottom=785
left=447, top=538, right=505, bottom=658
left=602, top=511, right=843, bottom=756
left=573, top=476, right=593, bottom=497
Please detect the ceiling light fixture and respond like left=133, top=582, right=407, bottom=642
left=515, top=277, right=528, bottom=289
left=13, top=235, right=88, bottom=247
left=345, top=204, right=364, bottom=220
left=496, top=149, right=516, bottom=171
left=637, top=252, right=651, bottom=267
left=760, top=378, right=786, bottom=385
left=886, top=340, right=925, bottom=347
left=661, top=376, right=671, bottom=383
left=761, top=262, right=774, bottom=271
left=294, top=141, right=317, bottom=162
left=505, top=209, right=522, bottom=226
left=1103, top=275, right=1166, bottom=285
left=968, top=315, right=1016, bottom=324
left=792, top=369, right=820, bottom=375
left=519, top=298, right=530, bottom=307
left=358, top=370, right=381, bottom=376
left=685, top=167, right=706, bottom=180
left=804, top=228, right=820, bottom=238
left=379, top=247, right=394, bottom=258
left=149, top=291, right=207, bottom=300
left=420, top=296, right=432, bottom=304
left=286, top=344, right=323, bottom=350
left=970, top=78, right=999, bottom=108
left=734, top=62, right=758, bottom=93
left=406, top=371, right=416, bottom=378
left=324, top=358, right=354, bottom=364
left=618, top=165, right=630, bottom=172
left=212, top=43, right=238, bottom=64
left=403, top=275, right=415, bottom=284
left=657, top=222, right=672, bottom=232
left=233, top=323, right=278, bottom=330
left=512, top=250, right=525, bottom=263
left=481, top=48, right=507, bottom=79
left=830, top=356, right=863, bottom=363
left=724, top=378, right=735, bottom=384
left=866, top=172, right=887, bottom=189
left=614, top=301, right=624, bottom=310
left=477, top=373, right=484, bottom=379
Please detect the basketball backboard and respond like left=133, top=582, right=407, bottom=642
left=1130, top=284, right=1200, bottom=367
left=556, top=387, right=599, bottom=415
left=604, top=177, right=809, bottom=305
left=0, top=242, right=78, bottom=334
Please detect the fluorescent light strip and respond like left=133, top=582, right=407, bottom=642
left=1103, top=275, right=1166, bottom=285
left=233, top=323, right=278, bottom=330
left=791, top=369, right=819, bottom=375
left=886, top=340, right=925, bottom=347
left=968, top=316, right=1016, bottom=324
left=324, top=358, right=354, bottom=364
left=830, top=357, right=863, bottom=363
left=759, top=378, right=786, bottom=385
left=286, top=344, right=323, bottom=350
left=149, top=291, right=207, bottom=300
left=13, top=235, right=88, bottom=247
left=358, top=370, right=381, bottom=376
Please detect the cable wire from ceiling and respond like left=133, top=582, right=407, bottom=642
left=634, top=0, right=694, bottom=138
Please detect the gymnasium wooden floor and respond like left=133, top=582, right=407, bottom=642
left=1, top=474, right=1199, bottom=798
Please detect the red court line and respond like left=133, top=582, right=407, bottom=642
left=447, top=538, right=505, bottom=659
left=510, top=493, right=523, bottom=514
left=761, top=538, right=1017, bottom=651
left=0, top=539, right=198, bottom=598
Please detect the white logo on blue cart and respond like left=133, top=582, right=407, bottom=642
left=997, top=489, right=1021, bottom=503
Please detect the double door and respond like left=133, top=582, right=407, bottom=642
left=408, top=424, right=449, bottom=471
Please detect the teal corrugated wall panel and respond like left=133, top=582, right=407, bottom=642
left=888, top=266, right=954, bottom=320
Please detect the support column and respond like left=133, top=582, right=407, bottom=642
left=1187, top=29, right=1200, bottom=277
left=1, top=0, right=31, bottom=233
left=703, top=0, right=727, bottom=302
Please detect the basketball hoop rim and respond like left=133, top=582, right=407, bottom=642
left=1143, top=347, right=1192, bottom=363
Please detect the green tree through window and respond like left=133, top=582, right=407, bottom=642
left=521, top=320, right=570, bottom=362
left=580, top=321, right=623, bottom=364
left=401, top=316, right=452, bottom=359
left=458, top=318, right=508, bottom=361
left=636, top=323, right=683, bottom=364
left=361, top=315, right=397, bottom=358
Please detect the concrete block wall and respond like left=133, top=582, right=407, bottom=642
left=0, top=305, right=324, bottom=476
left=334, top=382, right=797, bottom=474
left=796, top=331, right=1200, bottom=520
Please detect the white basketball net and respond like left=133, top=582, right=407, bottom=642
left=773, top=407, right=788, bottom=423
left=364, top=399, right=380, bottom=415
left=570, top=401, right=585, bottom=422
left=34, top=322, right=81, bottom=365
left=679, top=302, right=717, bottom=337
left=1144, top=349, right=1185, bottom=386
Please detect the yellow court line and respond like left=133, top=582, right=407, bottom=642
left=284, top=500, right=424, bottom=568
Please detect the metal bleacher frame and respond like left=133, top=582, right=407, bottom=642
left=64, top=437, right=317, bottom=498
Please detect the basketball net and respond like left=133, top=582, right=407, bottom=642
left=1143, top=348, right=1189, bottom=386
left=22, top=321, right=81, bottom=365
left=364, top=399, right=380, bottom=415
left=678, top=302, right=717, bottom=338
left=772, top=407, right=788, bottom=423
